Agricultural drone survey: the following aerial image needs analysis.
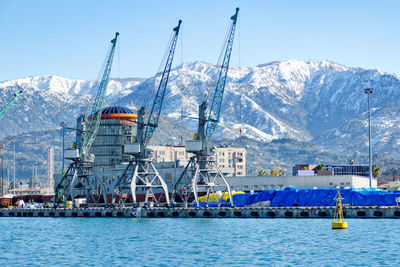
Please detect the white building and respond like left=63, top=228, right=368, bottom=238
left=227, top=175, right=377, bottom=192
left=149, top=145, right=246, bottom=177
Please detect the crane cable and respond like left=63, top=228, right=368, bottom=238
left=81, top=42, right=113, bottom=118
left=204, top=17, right=232, bottom=106
left=141, top=31, right=175, bottom=116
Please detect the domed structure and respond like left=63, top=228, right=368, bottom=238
left=91, top=105, right=136, bottom=172
left=101, top=105, right=137, bottom=121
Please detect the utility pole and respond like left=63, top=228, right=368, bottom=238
left=12, top=141, right=16, bottom=195
left=60, top=122, right=67, bottom=172
left=364, top=88, right=373, bottom=188
left=0, top=144, right=4, bottom=195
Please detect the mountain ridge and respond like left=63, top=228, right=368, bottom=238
left=1, top=59, right=400, bottom=159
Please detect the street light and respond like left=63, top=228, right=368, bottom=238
left=364, top=88, right=373, bottom=188
left=60, top=122, right=67, bottom=172
left=0, top=144, right=4, bottom=195
left=11, top=141, right=16, bottom=196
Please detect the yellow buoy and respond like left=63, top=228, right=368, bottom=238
left=332, top=189, right=348, bottom=229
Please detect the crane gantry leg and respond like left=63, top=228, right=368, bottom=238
left=172, top=154, right=234, bottom=207
left=112, top=158, right=170, bottom=207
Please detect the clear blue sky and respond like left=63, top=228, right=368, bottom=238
left=1, top=0, right=400, bottom=81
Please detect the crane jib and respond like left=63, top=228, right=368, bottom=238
left=204, top=8, right=239, bottom=146
left=0, top=90, right=23, bottom=120
left=142, top=20, right=182, bottom=145
left=80, top=32, right=119, bottom=158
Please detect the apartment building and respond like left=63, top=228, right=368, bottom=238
left=148, top=145, right=246, bottom=177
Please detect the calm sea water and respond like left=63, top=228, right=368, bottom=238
left=0, top=217, right=399, bottom=266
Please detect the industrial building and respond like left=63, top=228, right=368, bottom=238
left=293, top=164, right=370, bottom=177
left=90, top=106, right=137, bottom=172
left=227, top=175, right=377, bottom=192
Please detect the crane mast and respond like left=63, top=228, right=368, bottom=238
left=173, top=8, right=239, bottom=208
left=0, top=90, right=23, bottom=120
left=112, top=20, right=182, bottom=207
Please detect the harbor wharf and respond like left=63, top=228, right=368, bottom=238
left=1, top=206, right=400, bottom=218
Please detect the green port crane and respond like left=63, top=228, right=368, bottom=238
left=173, top=8, right=239, bottom=207
left=112, top=20, right=182, bottom=207
left=54, top=32, right=119, bottom=207
left=0, top=90, right=23, bottom=120
left=79, top=32, right=120, bottom=161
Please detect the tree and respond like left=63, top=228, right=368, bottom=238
left=270, top=167, right=284, bottom=176
left=372, top=164, right=381, bottom=179
left=316, top=164, right=326, bottom=171
left=258, top=169, right=268, bottom=176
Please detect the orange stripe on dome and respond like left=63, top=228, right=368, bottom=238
left=101, top=113, right=138, bottom=120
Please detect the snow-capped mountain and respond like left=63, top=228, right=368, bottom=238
left=1, top=60, right=400, bottom=158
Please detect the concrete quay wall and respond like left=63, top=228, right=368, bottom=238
left=1, top=206, right=400, bottom=218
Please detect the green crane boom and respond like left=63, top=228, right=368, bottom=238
left=80, top=32, right=119, bottom=159
left=0, top=90, right=23, bottom=120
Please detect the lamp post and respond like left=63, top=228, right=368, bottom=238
left=60, top=122, right=67, bottom=172
left=11, top=141, right=16, bottom=195
left=364, top=88, right=373, bottom=188
left=0, top=144, right=4, bottom=195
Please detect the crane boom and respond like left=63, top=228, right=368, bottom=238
left=204, top=8, right=239, bottom=146
left=143, top=20, right=182, bottom=144
left=81, top=32, right=119, bottom=158
left=0, top=90, right=23, bottom=120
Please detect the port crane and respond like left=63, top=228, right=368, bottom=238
left=172, top=8, right=239, bottom=207
left=54, top=32, right=119, bottom=207
left=0, top=89, right=23, bottom=120
left=112, top=20, right=182, bottom=207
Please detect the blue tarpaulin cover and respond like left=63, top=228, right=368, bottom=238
left=226, top=187, right=400, bottom=207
